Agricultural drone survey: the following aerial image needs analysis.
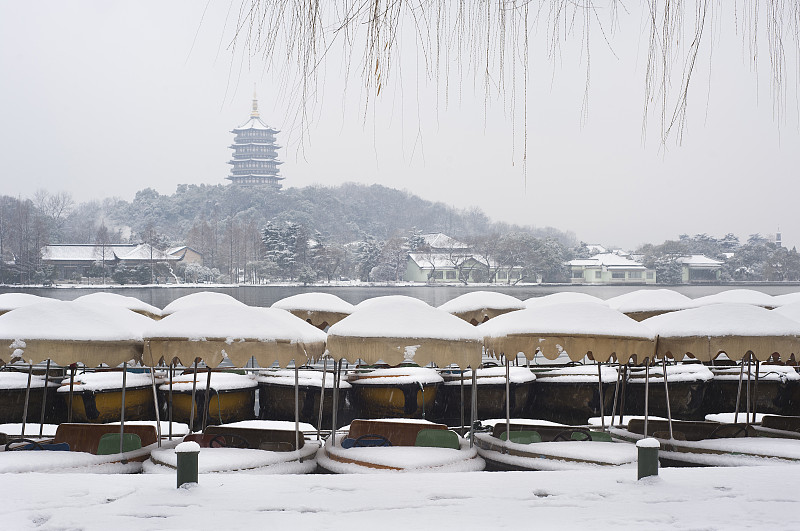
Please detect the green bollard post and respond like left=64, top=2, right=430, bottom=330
left=176, top=441, right=200, bottom=488
left=637, top=437, right=659, bottom=480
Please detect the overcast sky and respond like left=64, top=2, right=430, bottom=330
left=1, top=2, right=798, bottom=250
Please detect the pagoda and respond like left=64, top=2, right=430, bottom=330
left=227, top=92, right=284, bottom=187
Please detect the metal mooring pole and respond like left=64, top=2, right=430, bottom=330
left=176, top=441, right=200, bottom=488
left=637, top=438, right=659, bottom=480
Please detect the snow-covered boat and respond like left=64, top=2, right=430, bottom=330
left=751, top=414, right=800, bottom=439
left=0, top=369, right=61, bottom=424
left=628, top=303, right=800, bottom=466
left=143, top=302, right=327, bottom=474
left=323, top=296, right=485, bottom=473
left=0, top=301, right=165, bottom=471
left=316, top=418, right=483, bottom=473
left=58, top=370, right=156, bottom=423
left=159, top=371, right=257, bottom=430
left=434, top=366, right=535, bottom=425
left=257, top=368, right=350, bottom=428
left=529, top=365, right=617, bottom=424
left=473, top=419, right=637, bottom=471
left=144, top=420, right=319, bottom=474
left=477, top=303, right=656, bottom=469
left=0, top=422, right=179, bottom=473
left=609, top=418, right=800, bottom=466
left=704, top=364, right=798, bottom=416
left=348, top=366, right=442, bottom=420
left=621, top=363, right=713, bottom=420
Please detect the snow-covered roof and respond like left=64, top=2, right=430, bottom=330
left=643, top=303, right=800, bottom=361
left=585, top=244, right=607, bottom=254
left=568, top=253, right=646, bottom=270
left=161, top=292, right=247, bottom=315
left=272, top=292, right=355, bottom=327
left=645, top=303, right=800, bottom=337
left=438, top=291, right=525, bottom=314
left=41, top=244, right=177, bottom=262
left=408, top=253, right=480, bottom=270
left=480, top=302, right=656, bottom=364
left=481, top=303, right=655, bottom=341
left=73, top=292, right=162, bottom=318
left=675, top=255, right=725, bottom=267
left=0, top=293, right=55, bottom=313
left=328, top=296, right=483, bottom=368
left=769, top=292, right=800, bottom=307
left=146, top=305, right=325, bottom=344
left=772, top=300, right=800, bottom=322
left=41, top=244, right=136, bottom=262
left=117, top=244, right=177, bottom=262
left=693, top=289, right=776, bottom=308
left=144, top=304, right=326, bottom=368
left=232, top=116, right=278, bottom=132
left=0, top=300, right=152, bottom=366
left=605, top=289, right=696, bottom=313
left=272, top=292, right=355, bottom=314
left=420, top=233, right=470, bottom=250
left=524, top=292, right=607, bottom=308
left=0, top=300, right=151, bottom=342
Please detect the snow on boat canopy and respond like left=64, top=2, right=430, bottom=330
left=271, top=292, right=355, bottom=328
left=479, top=302, right=656, bottom=364
left=0, top=293, right=55, bottom=315
left=693, top=289, right=777, bottom=309
left=327, top=296, right=483, bottom=368
left=143, top=304, right=326, bottom=368
left=74, top=292, right=162, bottom=319
left=0, top=300, right=152, bottom=366
left=772, top=300, right=800, bottom=322
left=353, top=295, right=430, bottom=311
left=771, top=291, right=800, bottom=307
left=523, top=292, right=607, bottom=308
left=160, top=291, right=246, bottom=316
left=642, top=303, right=800, bottom=361
left=437, top=291, right=525, bottom=325
left=604, top=289, right=696, bottom=320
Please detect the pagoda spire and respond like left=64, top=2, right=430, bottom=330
left=251, top=85, right=260, bottom=118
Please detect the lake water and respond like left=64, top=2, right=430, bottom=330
left=3, top=283, right=800, bottom=309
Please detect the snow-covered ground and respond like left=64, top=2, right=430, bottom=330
left=2, top=466, right=799, bottom=529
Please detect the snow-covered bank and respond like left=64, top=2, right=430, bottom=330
left=2, top=465, right=799, bottom=529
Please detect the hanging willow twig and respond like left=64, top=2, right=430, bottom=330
left=228, top=1, right=799, bottom=160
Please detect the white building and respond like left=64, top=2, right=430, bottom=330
left=568, top=253, right=656, bottom=284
